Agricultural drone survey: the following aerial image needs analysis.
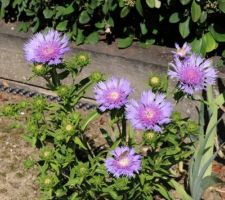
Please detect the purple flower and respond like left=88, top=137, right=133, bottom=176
left=125, top=91, right=172, bottom=132
left=168, top=54, right=217, bottom=94
left=105, top=147, right=141, bottom=177
left=172, top=42, right=192, bottom=58
left=93, top=77, right=133, bottom=112
left=24, top=29, right=70, bottom=65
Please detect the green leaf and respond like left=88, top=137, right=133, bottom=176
left=146, top=0, right=155, bottom=8
left=85, top=31, right=99, bottom=44
left=180, top=0, right=191, bottom=5
left=117, top=36, right=133, bottom=48
left=203, top=32, right=218, bottom=53
left=190, top=37, right=206, bottom=56
left=81, top=110, right=99, bottom=131
left=136, top=0, right=143, bottom=16
left=1, top=0, right=10, bottom=8
left=179, top=17, right=190, bottom=38
left=56, top=21, right=68, bottom=31
left=138, top=39, right=155, bottom=48
left=74, top=137, right=87, bottom=150
left=63, top=4, right=74, bottom=15
left=156, top=184, right=173, bottom=200
left=79, top=10, right=90, bottom=24
left=169, top=179, right=193, bottom=200
left=120, top=6, right=130, bottom=18
left=191, top=0, right=201, bottom=22
left=201, top=175, right=224, bottom=192
left=76, top=29, right=85, bottom=45
left=169, top=12, right=180, bottom=23
left=31, top=17, right=40, bottom=33
left=214, top=92, right=225, bottom=106
left=218, top=0, right=225, bottom=13
left=43, top=8, right=54, bottom=19
left=200, top=11, right=207, bottom=23
left=140, top=22, right=148, bottom=35
left=154, top=0, right=161, bottom=8
left=209, top=24, right=225, bottom=42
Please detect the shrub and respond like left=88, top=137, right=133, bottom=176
left=1, top=0, right=225, bottom=56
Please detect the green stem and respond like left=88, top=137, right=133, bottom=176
left=51, top=67, right=60, bottom=88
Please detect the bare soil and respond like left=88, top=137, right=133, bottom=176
left=0, top=92, right=39, bottom=200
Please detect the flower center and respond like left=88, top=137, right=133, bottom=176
left=110, top=91, right=120, bottom=101
left=118, top=157, right=130, bottom=167
left=180, top=67, right=202, bottom=85
left=41, top=44, right=57, bottom=58
left=145, top=108, right=155, bottom=120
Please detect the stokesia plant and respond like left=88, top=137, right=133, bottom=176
left=0, top=31, right=223, bottom=199
left=168, top=42, right=225, bottom=199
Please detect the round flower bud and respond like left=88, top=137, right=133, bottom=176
left=40, top=147, right=53, bottom=161
left=187, top=121, right=199, bottom=133
left=149, top=74, right=161, bottom=89
left=33, top=97, right=47, bottom=111
left=144, top=131, right=156, bottom=141
left=56, top=85, right=70, bottom=98
left=32, top=64, right=48, bottom=76
left=91, top=71, right=103, bottom=83
left=65, top=124, right=75, bottom=135
left=44, top=178, right=52, bottom=185
left=55, top=189, right=66, bottom=198
left=75, top=53, right=90, bottom=68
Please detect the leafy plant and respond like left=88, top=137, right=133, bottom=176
left=1, top=0, right=225, bottom=54
left=1, top=31, right=223, bottom=199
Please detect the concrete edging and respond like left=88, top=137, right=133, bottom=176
left=0, top=21, right=224, bottom=119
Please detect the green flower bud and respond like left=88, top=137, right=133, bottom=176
left=171, top=111, right=181, bottom=121
left=91, top=71, right=103, bottom=82
left=32, top=112, right=43, bottom=121
left=187, top=121, right=199, bottom=133
left=144, top=131, right=156, bottom=142
left=56, top=85, right=70, bottom=98
left=44, top=178, right=52, bottom=185
left=40, top=174, right=57, bottom=189
left=33, top=96, right=47, bottom=110
left=32, top=64, right=48, bottom=76
left=18, top=100, right=29, bottom=109
left=149, top=74, right=161, bottom=88
left=64, top=124, right=75, bottom=135
left=55, top=189, right=66, bottom=198
left=75, top=53, right=90, bottom=68
left=40, top=147, right=54, bottom=161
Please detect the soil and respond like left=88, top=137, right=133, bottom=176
left=1, top=91, right=225, bottom=200
left=0, top=92, right=39, bottom=200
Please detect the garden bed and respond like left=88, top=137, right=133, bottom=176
left=1, top=21, right=225, bottom=200
left=1, top=91, right=225, bottom=199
